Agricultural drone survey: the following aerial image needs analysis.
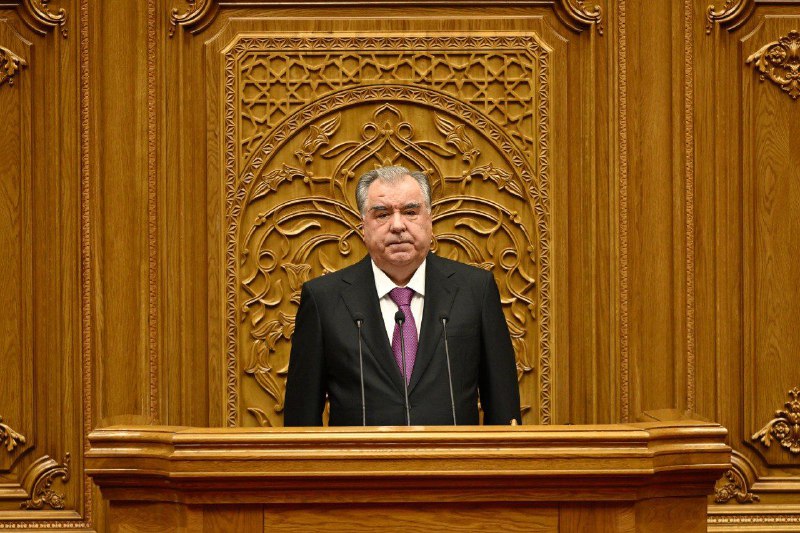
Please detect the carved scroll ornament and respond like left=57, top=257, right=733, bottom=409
left=0, top=416, right=26, bottom=452
left=746, top=30, right=800, bottom=101
left=0, top=47, right=27, bottom=88
left=752, top=387, right=800, bottom=454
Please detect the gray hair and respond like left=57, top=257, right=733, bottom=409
left=355, top=166, right=431, bottom=216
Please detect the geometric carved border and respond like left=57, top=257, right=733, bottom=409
left=223, top=34, right=553, bottom=427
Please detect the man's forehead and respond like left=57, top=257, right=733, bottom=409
left=368, top=201, right=421, bottom=211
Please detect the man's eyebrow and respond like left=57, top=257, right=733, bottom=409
left=403, top=202, right=421, bottom=210
left=368, top=205, right=389, bottom=212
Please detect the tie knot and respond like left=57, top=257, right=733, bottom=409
left=389, top=287, right=414, bottom=307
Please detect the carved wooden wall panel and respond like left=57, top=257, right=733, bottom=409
left=0, top=0, right=84, bottom=528
left=213, top=33, right=556, bottom=427
left=699, top=1, right=800, bottom=529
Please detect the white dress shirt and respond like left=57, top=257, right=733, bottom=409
left=371, top=258, right=426, bottom=342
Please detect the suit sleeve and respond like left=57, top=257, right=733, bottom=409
left=478, top=273, right=522, bottom=425
left=284, top=283, right=326, bottom=426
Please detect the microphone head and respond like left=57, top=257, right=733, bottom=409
left=352, top=312, right=365, bottom=326
left=439, top=313, right=449, bottom=324
left=394, top=310, right=405, bottom=325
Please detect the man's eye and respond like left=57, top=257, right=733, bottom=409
left=404, top=210, right=418, bottom=217
left=376, top=213, right=389, bottom=219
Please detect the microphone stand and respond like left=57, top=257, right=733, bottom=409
left=354, top=314, right=366, bottom=426
left=440, top=315, right=457, bottom=425
left=395, top=310, right=411, bottom=426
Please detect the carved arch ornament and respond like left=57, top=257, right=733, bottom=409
left=168, top=0, right=602, bottom=36
left=224, top=35, right=552, bottom=427
left=20, top=453, right=71, bottom=510
left=18, top=0, right=68, bottom=38
left=705, top=0, right=755, bottom=33
left=714, top=451, right=760, bottom=504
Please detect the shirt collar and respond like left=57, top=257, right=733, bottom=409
left=371, top=258, right=427, bottom=298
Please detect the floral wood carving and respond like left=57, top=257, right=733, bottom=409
left=0, top=416, right=26, bottom=452
left=21, top=0, right=68, bottom=38
left=225, top=35, right=551, bottom=427
left=21, top=453, right=70, bottom=510
left=0, top=47, right=27, bottom=88
left=752, top=387, right=800, bottom=454
left=746, top=30, right=800, bottom=101
left=715, top=468, right=760, bottom=504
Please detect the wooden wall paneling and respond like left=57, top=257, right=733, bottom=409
left=701, top=0, right=800, bottom=529
left=0, top=17, right=34, bottom=477
left=163, top=0, right=213, bottom=429
left=563, top=11, right=608, bottom=426
left=741, top=13, right=800, bottom=471
left=0, top=0, right=87, bottom=528
left=89, top=0, right=155, bottom=427
left=625, top=0, right=690, bottom=419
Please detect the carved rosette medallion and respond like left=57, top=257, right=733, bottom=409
left=746, top=30, right=800, bottom=100
left=224, top=35, right=552, bottom=427
left=0, top=416, right=26, bottom=452
left=0, top=47, right=27, bottom=88
left=752, top=387, right=800, bottom=454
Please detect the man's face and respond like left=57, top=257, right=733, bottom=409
left=362, top=175, right=433, bottom=280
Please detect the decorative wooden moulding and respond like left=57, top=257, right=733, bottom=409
left=752, top=386, right=800, bottom=454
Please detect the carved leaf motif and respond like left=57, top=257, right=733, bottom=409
left=250, top=164, right=305, bottom=201
left=434, top=113, right=480, bottom=165
left=746, top=30, right=800, bottom=100
left=0, top=416, right=26, bottom=452
left=471, top=163, right=525, bottom=199
left=0, top=47, right=27, bottom=88
left=295, top=115, right=341, bottom=166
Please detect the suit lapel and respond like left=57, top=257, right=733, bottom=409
left=340, top=256, right=406, bottom=393
left=409, top=254, right=457, bottom=392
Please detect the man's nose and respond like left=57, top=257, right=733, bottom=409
left=389, top=211, right=405, bottom=232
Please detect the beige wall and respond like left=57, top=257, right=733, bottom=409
left=0, top=0, right=798, bottom=529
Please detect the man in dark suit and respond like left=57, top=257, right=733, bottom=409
left=284, top=166, right=520, bottom=426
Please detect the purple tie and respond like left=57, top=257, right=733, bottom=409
left=389, top=287, right=417, bottom=383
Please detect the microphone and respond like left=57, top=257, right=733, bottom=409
left=440, top=313, right=457, bottom=425
left=353, top=313, right=366, bottom=426
left=394, top=310, right=411, bottom=426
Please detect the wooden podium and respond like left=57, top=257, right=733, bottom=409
left=86, top=421, right=730, bottom=532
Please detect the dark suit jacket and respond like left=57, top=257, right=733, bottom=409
left=284, top=253, right=521, bottom=426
